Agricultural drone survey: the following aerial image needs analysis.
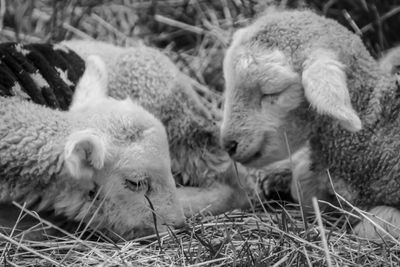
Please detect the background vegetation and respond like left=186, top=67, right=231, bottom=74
left=1, top=0, right=400, bottom=266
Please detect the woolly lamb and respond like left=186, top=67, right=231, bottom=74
left=0, top=55, right=185, bottom=239
left=220, top=8, right=400, bottom=240
left=62, top=40, right=267, bottom=216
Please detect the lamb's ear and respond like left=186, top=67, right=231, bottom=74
left=70, top=55, right=108, bottom=111
left=302, top=49, right=362, bottom=132
left=64, top=130, right=106, bottom=180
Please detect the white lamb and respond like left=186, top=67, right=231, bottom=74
left=220, top=7, right=400, bottom=240
left=0, top=55, right=185, bottom=239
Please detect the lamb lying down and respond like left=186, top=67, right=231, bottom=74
left=0, top=55, right=185, bottom=239
left=62, top=40, right=267, bottom=217
left=220, top=8, right=400, bottom=240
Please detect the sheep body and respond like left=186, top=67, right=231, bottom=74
left=220, top=8, right=400, bottom=239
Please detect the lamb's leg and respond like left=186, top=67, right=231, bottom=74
left=177, top=161, right=294, bottom=217
left=177, top=183, right=250, bottom=217
left=353, top=206, right=400, bottom=240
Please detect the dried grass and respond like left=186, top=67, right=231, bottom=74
left=1, top=0, right=400, bottom=266
left=2, top=199, right=400, bottom=266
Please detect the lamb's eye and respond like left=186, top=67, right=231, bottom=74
left=262, top=92, right=281, bottom=104
left=124, top=178, right=149, bottom=192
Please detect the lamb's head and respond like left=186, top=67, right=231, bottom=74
left=59, top=56, right=185, bottom=239
left=220, top=9, right=366, bottom=168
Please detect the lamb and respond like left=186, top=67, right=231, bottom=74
left=61, top=40, right=268, bottom=216
left=220, top=7, right=400, bottom=240
left=0, top=55, right=185, bottom=240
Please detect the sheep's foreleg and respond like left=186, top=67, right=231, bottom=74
left=176, top=183, right=251, bottom=217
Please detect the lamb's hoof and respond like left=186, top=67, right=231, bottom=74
left=353, top=206, right=400, bottom=241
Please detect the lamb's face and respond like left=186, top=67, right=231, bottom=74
left=220, top=11, right=362, bottom=168
left=221, top=42, right=305, bottom=168
left=61, top=56, right=185, bottom=239
left=80, top=102, right=184, bottom=238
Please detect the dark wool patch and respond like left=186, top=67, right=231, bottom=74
left=0, top=43, right=85, bottom=110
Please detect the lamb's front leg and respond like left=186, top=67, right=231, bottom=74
left=177, top=183, right=250, bottom=217
left=259, top=144, right=333, bottom=208
left=177, top=162, right=293, bottom=217
left=176, top=161, right=258, bottom=217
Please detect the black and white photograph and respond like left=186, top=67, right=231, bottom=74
left=0, top=0, right=400, bottom=266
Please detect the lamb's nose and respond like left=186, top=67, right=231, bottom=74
left=223, top=140, right=238, bottom=156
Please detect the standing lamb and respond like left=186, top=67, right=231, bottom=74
left=220, top=7, right=400, bottom=240
left=0, top=54, right=185, bottom=240
left=62, top=40, right=268, bottom=216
